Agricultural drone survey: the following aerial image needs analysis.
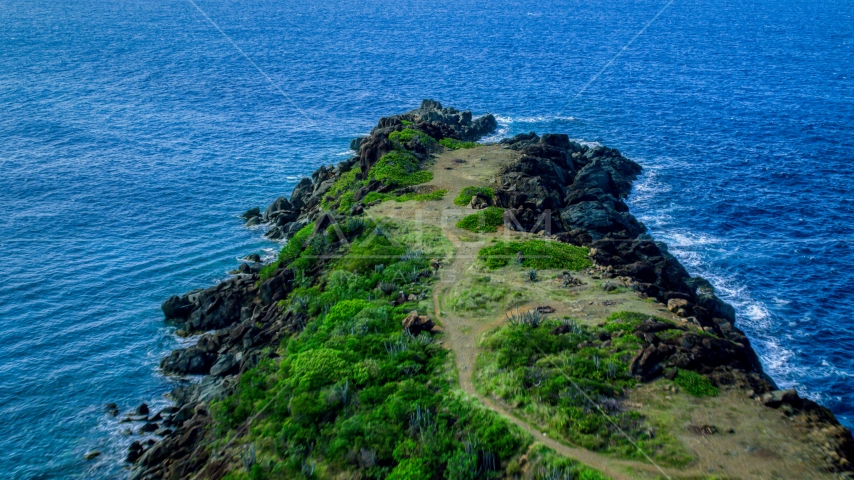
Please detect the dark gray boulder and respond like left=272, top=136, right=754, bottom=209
left=289, top=177, right=313, bottom=210
left=263, top=196, right=293, bottom=221
left=240, top=207, right=261, bottom=220
left=559, top=200, right=645, bottom=239
left=160, top=348, right=214, bottom=375
left=161, top=295, right=193, bottom=320
left=209, top=353, right=240, bottom=377
left=762, top=389, right=801, bottom=408
left=350, top=137, right=365, bottom=151
left=500, top=132, right=540, bottom=150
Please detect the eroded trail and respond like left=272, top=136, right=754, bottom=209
left=370, top=146, right=680, bottom=479
left=431, top=228, right=678, bottom=480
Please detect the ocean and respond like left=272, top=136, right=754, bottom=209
left=1, top=0, right=852, bottom=477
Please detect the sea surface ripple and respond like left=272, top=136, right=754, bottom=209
left=1, top=0, right=852, bottom=477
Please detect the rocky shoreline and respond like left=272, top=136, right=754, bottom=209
left=117, top=101, right=854, bottom=479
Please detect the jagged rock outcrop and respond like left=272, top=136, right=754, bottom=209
left=261, top=100, right=498, bottom=242
left=494, top=133, right=644, bottom=238
left=160, top=276, right=257, bottom=333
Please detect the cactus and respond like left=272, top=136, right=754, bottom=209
left=378, top=281, right=397, bottom=295
left=400, top=248, right=424, bottom=262
left=527, top=269, right=538, bottom=282
left=505, top=308, right=544, bottom=328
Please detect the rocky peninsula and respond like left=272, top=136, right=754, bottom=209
left=120, top=101, right=854, bottom=479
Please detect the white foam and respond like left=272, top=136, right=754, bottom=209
left=480, top=114, right=580, bottom=143
left=632, top=219, right=808, bottom=390
left=573, top=139, right=601, bottom=149
left=480, top=115, right=511, bottom=143
left=491, top=114, right=577, bottom=124
left=627, top=168, right=670, bottom=209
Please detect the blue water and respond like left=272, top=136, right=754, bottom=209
left=1, top=0, right=853, bottom=477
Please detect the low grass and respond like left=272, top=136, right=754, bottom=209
left=674, top=369, right=719, bottom=397
left=478, top=239, right=591, bottom=270
left=475, top=316, right=693, bottom=466
left=453, top=186, right=494, bottom=206
left=362, top=189, right=447, bottom=205
left=440, top=138, right=479, bottom=150
left=445, top=278, right=525, bottom=316
left=456, top=207, right=505, bottom=233
left=602, top=311, right=675, bottom=334
left=370, top=150, right=434, bottom=188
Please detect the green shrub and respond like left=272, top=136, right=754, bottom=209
left=362, top=191, right=390, bottom=204
left=321, top=168, right=363, bottom=212
left=258, top=223, right=316, bottom=280
left=387, top=458, right=431, bottom=480
left=289, top=348, right=351, bottom=390
left=363, top=189, right=447, bottom=205
left=456, top=207, right=505, bottom=233
left=477, top=239, right=591, bottom=270
left=370, top=150, right=434, bottom=188
left=400, top=119, right=413, bottom=126
left=673, top=369, right=719, bottom=397
left=325, top=299, right=371, bottom=326
left=398, top=189, right=446, bottom=202
left=453, top=186, right=494, bottom=206
left=389, top=128, right=434, bottom=145
left=440, top=138, right=479, bottom=150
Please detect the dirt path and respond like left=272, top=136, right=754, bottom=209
left=371, top=145, right=837, bottom=480
left=431, top=228, right=681, bottom=480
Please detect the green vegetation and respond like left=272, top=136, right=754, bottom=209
left=259, top=223, right=317, bottom=280
left=603, top=313, right=718, bottom=397
left=320, top=168, right=364, bottom=213
left=525, top=444, right=609, bottom=480
left=478, top=239, right=591, bottom=270
left=446, top=278, right=525, bottom=316
left=456, top=207, right=505, bottom=233
left=370, top=150, right=434, bottom=188
left=362, top=189, right=447, bottom=205
left=603, top=312, right=679, bottom=351
left=213, top=218, right=554, bottom=479
left=440, top=138, right=479, bottom=150
left=316, top=137, right=437, bottom=213
left=388, top=128, right=435, bottom=145
left=453, top=186, right=494, bottom=206
left=602, top=311, right=674, bottom=334
left=674, top=369, right=719, bottom=397
left=399, top=189, right=446, bottom=202
left=400, top=119, right=413, bottom=126
left=475, top=316, right=692, bottom=466
left=447, top=283, right=505, bottom=314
